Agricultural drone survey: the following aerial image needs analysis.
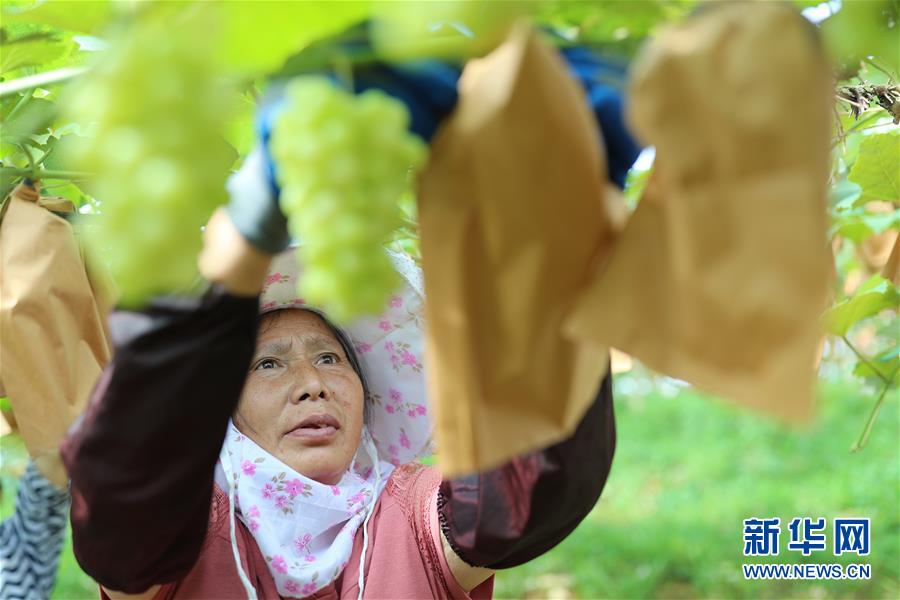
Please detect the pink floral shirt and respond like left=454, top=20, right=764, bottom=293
left=112, top=464, right=493, bottom=599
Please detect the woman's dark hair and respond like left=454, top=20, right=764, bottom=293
left=259, top=308, right=372, bottom=426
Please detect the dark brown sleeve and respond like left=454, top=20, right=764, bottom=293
left=60, top=287, right=259, bottom=593
left=437, top=369, right=616, bottom=568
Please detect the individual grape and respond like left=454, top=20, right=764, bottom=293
left=63, top=11, right=231, bottom=307
left=270, top=77, right=428, bottom=322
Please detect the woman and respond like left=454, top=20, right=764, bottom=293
left=62, top=203, right=616, bottom=598
left=61, top=37, right=627, bottom=597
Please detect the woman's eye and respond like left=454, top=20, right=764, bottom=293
left=255, top=358, right=278, bottom=370
left=317, top=353, right=339, bottom=365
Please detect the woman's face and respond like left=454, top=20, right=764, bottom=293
left=234, top=309, right=365, bottom=485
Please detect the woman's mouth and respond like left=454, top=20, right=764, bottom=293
left=287, top=413, right=340, bottom=443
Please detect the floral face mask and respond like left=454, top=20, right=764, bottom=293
left=218, top=247, right=434, bottom=598
left=220, top=422, right=390, bottom=597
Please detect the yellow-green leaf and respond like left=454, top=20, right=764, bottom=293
left=0, top=36, right=75, bottom=73
left=217, top=1, right=370, bottom=75
left=1, top=0, right=113, bottom=35
left=853, top=345, right=900, bottom=385
left=823, top=275, right=900, bottom=336
left=849, top=131, right=900, bottom=205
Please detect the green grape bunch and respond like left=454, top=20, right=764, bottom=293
left=270, top=77, right=428, bottom=322
left=64, top=14, right=232, bottom=307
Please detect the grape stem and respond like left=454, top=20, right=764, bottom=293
left=850, top=366, right=899, bottom=453
left=0, top=166, right=92, bottom=180
left=19, top=144, right=38, bottom=181
left=841, top=334, right=890, bottom=384
left=841, top=335, right=897, bottom=453
left=7, top=91, right=33, bottom=122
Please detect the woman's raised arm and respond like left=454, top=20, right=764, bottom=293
left=61, top=211, right=269, bottom=593
left=439, top=369, right=616, bottom=569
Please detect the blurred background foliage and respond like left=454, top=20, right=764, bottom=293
left=1, top=0, right=897, bottom=598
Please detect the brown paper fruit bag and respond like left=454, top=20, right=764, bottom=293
left=565, top=2, right=833, bottom=423
left=0, top=184, right=112, bottom=485
left=417, top=26, right=618, bottom=477
left=881, top=232, right=900, bottom=286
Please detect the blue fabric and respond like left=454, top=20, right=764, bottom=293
left=560, top=45, right=644, bottom=189
left=352, top=60, right=461, bottom=142
left=259, top=38, right=642, bottom=193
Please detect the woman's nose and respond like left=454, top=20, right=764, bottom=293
left=289, top=363, right=329, bottom=404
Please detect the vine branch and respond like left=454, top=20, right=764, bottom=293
left=836, top=83, right=900, bottom=124
left=863, top=57, right=898, bottom=82
left=18, top=144, right=38, bottom=181
left=0, top=166, right=92, bottom=180
left=841, top=334, right=890, bottom=384
left=7, top=91, right=33, bottom=122
left=851, top=366, right=899, bottom=453
left=840, top=335, right=897, bottom=453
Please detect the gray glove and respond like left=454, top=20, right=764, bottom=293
left=224, top=147, right=291, bottom=255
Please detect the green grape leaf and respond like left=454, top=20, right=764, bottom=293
left=217, top=1, right=370, bottom=75
left=830, top=205, right=900, bottom=242
left=274, top=22, right=371, bottom=79
left=821, top=0, right=900, bottom=75
left=1, top=97, right=56, bottom=141
left=853, top=345, right=900, bottom=386
left=51, top=122, right=92, bottom=137
left=0, top=142, right=23, bottom=162
left=0, top=35, right=75, bottom=73
left=848, top=131, right=900, bottom=206
left=44, top=180, right=88, bottom=207
left=0, top=0, right=113, bottom=35
left=224, top=92, right=256, bottom=159
left=823, top=275, right=900, bottom=336
left=537, top=0, right=694, bottom=56
left=40, top=132, right=82, bottom=171
left=0, top=94, right=21, bottom=121
left=829, top=179, right=861, bottom=210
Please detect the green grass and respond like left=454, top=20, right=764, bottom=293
left=492, top=376, right=900, bottom=599
left=1, top=376, right=897, bottom=599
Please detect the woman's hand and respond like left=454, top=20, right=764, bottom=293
left=198, top=207, right=272, bottom=297
left=440, top=529, right=494, bottom=592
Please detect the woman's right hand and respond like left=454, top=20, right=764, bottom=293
left=198, top=206, right=272, bottom=297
